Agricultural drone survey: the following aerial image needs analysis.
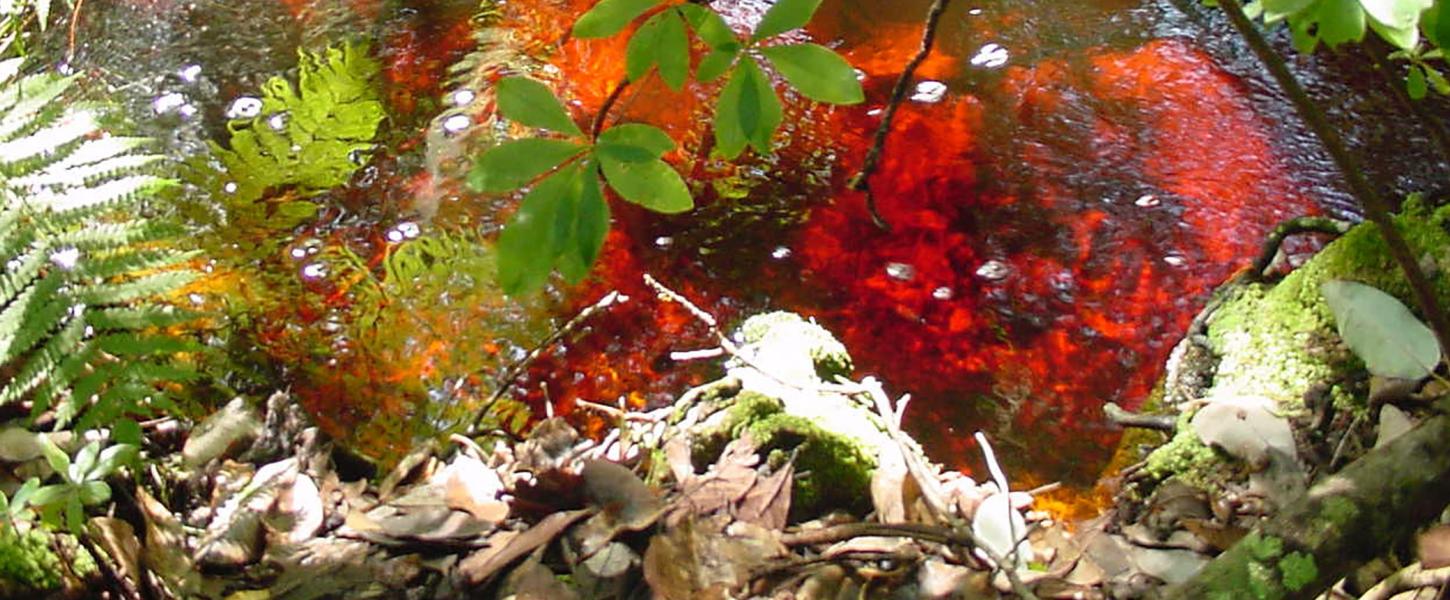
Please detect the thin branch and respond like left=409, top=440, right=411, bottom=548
left=1218, top=0, right=1450, bottom=361
left=1248, top=216, right=1353, bottom=280
left=591, top=79, right=632, bottom=141
left=847, top=0, right=952, bottom=232
left=1104, top=402, right=1177, bottom=432
left=465, top=291, right=628, bottom=436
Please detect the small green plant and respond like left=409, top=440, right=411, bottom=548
left=0, top=66, right=206, bottom=430
left=26, top=436, right=137, bottom=533
left=468, top=0, right=863, bottom=295
left=208, top=39, right=385, bottom=230
left=1228, top=0, right=1450, bottom=97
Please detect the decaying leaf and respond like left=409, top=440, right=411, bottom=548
left=503, top=556, right=580, bottom=600
left=195, top=457, right=298, bottom=569
left=1374, top=403, right=1415, bottom=449
left=669, top=435, right=760, bottom=525
left=440, top=454, right=509, bottom=524
left=583, top=459, right=662, bottom=531
left=1190, top=396, right=1297, bottom=468
left=1322, top=279, right=1441, bottom=380
left=270, top=472, right=324, bottom=545
left=183, top=397, right=262, bottom=468
left=916, top=559, right=975, bottom=598
left=871, top=444, right=910, bottom=523
left=457, top=508, right=593, bottom=585
left=1419, top=524, right=1450, bottom=569
left=736, top=461, right=793, bottom=530
left=88, top=516, right=143, bottom=592
left=643, top=519, right=767, bottom=600
left=971, top=492, right=1032, bottom=568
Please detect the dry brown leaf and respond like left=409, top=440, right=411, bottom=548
left=88, top=516, right=142, bottom=592
left=669, top=436, right=760, bottom=525
left=665, top=435, right=696, bottom=484
left=644, top=519, right=760, bottom=600
left=1181, top=518, right=1248, bottom=552
left=916, top=560, right=974, bottom=599
left=583, top=460, right=663, bottom=531
left=442, top=455, right=509, bottom=524
left=458, top=508, right=593, bottom=585
left=1418, top=524, right=1450, bottom=569
left=736, top=462, right=793, bottom=530
left=871, top=445, right=909, bottom=523
left=504, top=556, right=580, bottom=600
left=182, top=397, right=261, bottom=468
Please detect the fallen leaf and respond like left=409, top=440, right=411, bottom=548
left=644, top=519, right=762, bottom=600
left=0, top=426, right=44, bottom=462
left=1375, top=403, right=1415, bottom=449
left=504, top=556, right=580, bottom=600
left=871, top=445, right=909, bottom=523
left=195, top=458, right=298, bottom=569
left=458, top=508, right=593, bottom=585
left=183, top=397, right=262, bottom=468
left=736, top=461, right=793, bottom=530
left=823, top=535, right=915, bottom=559
left=88, top=516, right=142, bottom=591
left=1322, top=279, right=1441, bottom=380
left=916, top=560, right=974, bottom=599
left=1419, top=524, right=1450, bottom=569
left=1191, top=396, right=1297, bottom=468
left=441, top=455, right=509, bottom=524
left=971, top=492, right=1033, bottom=568
left=271, top=472, right=323, bottom=545
left=583, top=459, right=662, bottom=531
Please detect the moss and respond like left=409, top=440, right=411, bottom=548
left=702, top=391, right=876, bottom=519
left=1142, top=412, right=1223, bottom=487
left=0, top=526, right=62, bottom=594
left=1279, top=552, right=1318, bottom=592
left=736, top=312, right=853, bottom=381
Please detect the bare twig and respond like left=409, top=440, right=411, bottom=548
left=591, top=79, right=632, bottom=141
left=847, top=0, right=952, bottom=232
left=1104, top=402, right=1178, bottom=432
left=1363, top=564, right=1450, bottom=600
left=1248, top=216, right=1353, bottom=280
left=465, top=291, right=628, bottom=436
left=1217, top=0, right=1450, bottom=361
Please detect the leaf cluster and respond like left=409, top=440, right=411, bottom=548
left=208, top=40, right=385, bottom=230
left=469, top=0, right=863, bottom=295
left=1226, top=0, right=1450, bottom=97
left=0, top=67, right=207, bottom=431
left=20, top=436, right=137, bottom=533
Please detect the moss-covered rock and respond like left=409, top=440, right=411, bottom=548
left=0, top=525, right=62, bottom=595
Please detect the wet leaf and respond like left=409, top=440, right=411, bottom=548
left=467, top=138, right=586, bottom=194
left=1322, top=279, right=1440, bottom=380
left=753, top=0, right=823, bottom=40
left=497, top=166, right=577, bottom=295
left=714, top=60, right=782, bottom=159
left=496, top=77, right=584, bottom=137
left=760, top=43, right=865, bottom=104
left=597, top=123, right=675, bottom=157
left=574, top=0, right=660, bottom=39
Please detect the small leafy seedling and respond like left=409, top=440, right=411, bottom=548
left=26, top=436, right=138, bottom=533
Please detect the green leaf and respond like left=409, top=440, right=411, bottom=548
left=1322, top=279, right=1441, bottom=379
left=1263, top=0, right=1318, bottom=17
left=497, top=166, right=580, bottom=295
left=574, top=0, right=660, bottom=38
left=598, top=123, right=676, bottom=157
left=70, top=441, right=100, bottom=484
left=760, top=43, right=865, bottom=104
left=27, top=485, right=66, bottom=511
left=1438, top=1, right=1450, bottom=46
left=1360, top=0, right=1432, bottom=30
left=496, top=77, right=584, bottom=137
left=1317, top=0, right=1369, bottom=46
left=598, top=154, right=693, bottom=213
left=1424, top=65, right=1450, bottom=94
left=712, top=61, right=782, bottom=158
left=79, top=481, right=111, bottom=506
left=94, top=444, right=138, bottom=480
left=697, top=46, right=740, bottom=82
left=627, top=10, right=691, bottom=90
left=753, top=0, right=823, bottom=40
left=65, top=495, right=82, bottom=533
left=678, top=4, right=738, bottom=48
left=112, top=419, right=143, bottom=446
left=572, top=169, right=610, bottom=277
left=10, top=479, right=37, bottom=514
left=39, top=436, right=69, bottom=479
left=1369, top=12, right=1424, bottom=47
left=1409, top=63, right=1430, bottom=98
left=468, top=138, right=587, bottom=193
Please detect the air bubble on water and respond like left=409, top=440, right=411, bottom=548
left=386, top=229, right=405, bottom=243
left=442, top=113, right=471, bottom=134
left=886, top=262, right=916, bottom=281
left=152, top=92, right=187, bottom=115
left=1164, top=254, right=1188, bottom=267
left=932, top=286, right=954, bottom=300
left=867, top=108, right=884, bottom=117
left=267, top=112, right=289, bottom=131
left=655, top=236, right=674, bottom=248
left=1135, top=194, right=1160, bottom=207
left=301, top=263, right=328, bottom=280
left=911, top=81, right=948, bottom=103
left=225, top=96, right=263, bottom=119
left=451, top=89, right=477, bottom=106
left=975, top=260, right=1011, bottom=281
left=771, top=246, right=792, bottom=260
left=970, top=43, right=1010, bottom=68
left=189, top=293, right=206, bottom=305
left=223, top=181, right=238, bottom=194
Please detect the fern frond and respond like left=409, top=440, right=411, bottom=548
left=0, top=68, right=209, bottom=429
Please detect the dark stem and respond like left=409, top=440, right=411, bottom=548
left=1361, top=40, right=1450, bottom=169
left=1218, top=0, right=1450, bottom=359
left=847, top=0, right=952, bottom=232
left=591, top=79, right=632, bottom=141
left=1103, top=402, right=1177, bottom=432
left=1248, top=215, right=1353, bottom=280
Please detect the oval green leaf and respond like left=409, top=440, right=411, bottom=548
left=468, top=138, right=586, bottom=193
left=598, top=123, right=676, bottom=157
left=497, top=166, right=577, bottom=295
left=1409, top=63, right=1429, bottom=99
left=761, top=43, right=865, bottom=104
left=626, top=10, right=690, bottom=90
left=574, top=0, right=660, bottom=39
left=598, top=155, right=693, bottom=213
left=1359, top=0, right=1432, bottom=30
left=1316, top=0, right=1369, bottom=46
left=713, top=65, right=750, bottom=159
left=753, top=0, right=823, bottom=40
left=1322, top=279, right=1441, bottom=379
left=496, top=77, right=584, bottom=137
left=678, top=4, right=738, bottom=49
left=697, top=46, right=740, bottom=82
left=562, top=168, right=610, bottom=282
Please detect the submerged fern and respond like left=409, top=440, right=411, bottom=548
left=0, top=67, right=203, bottom=430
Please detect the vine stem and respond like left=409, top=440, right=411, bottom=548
left=1218, top=0, right=1450, bottom=359
left=591, top=78, right=632, bottom=141
left=847, top=0, right=952, bottom=232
